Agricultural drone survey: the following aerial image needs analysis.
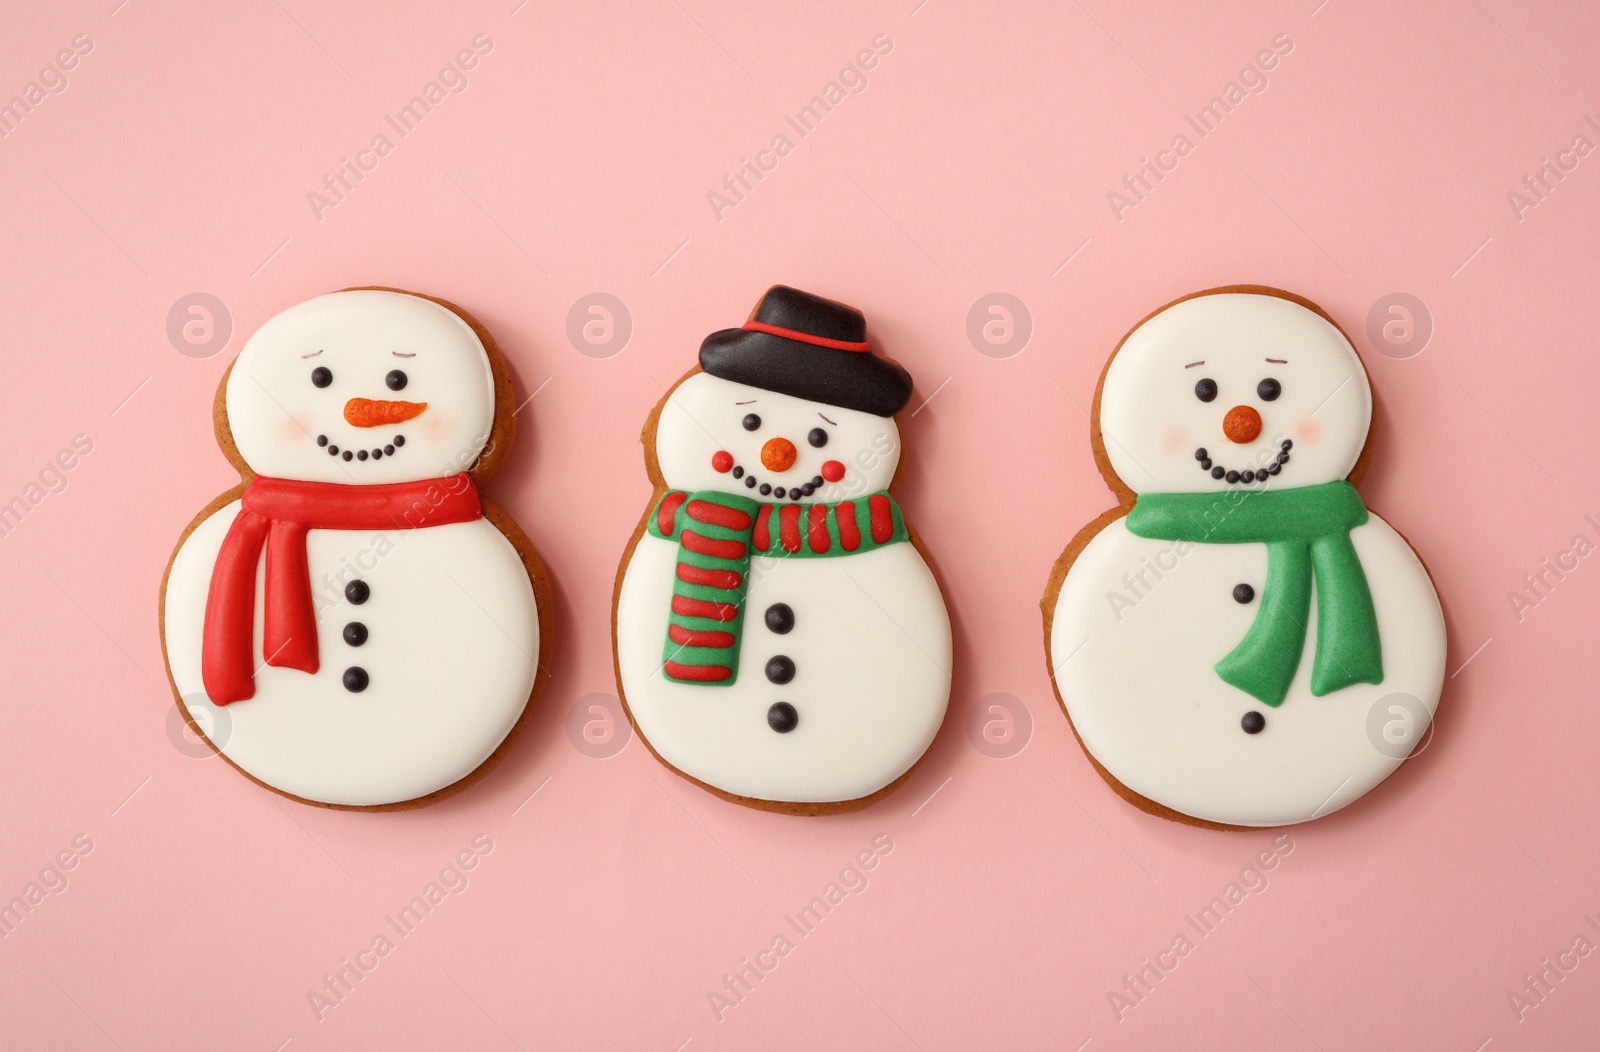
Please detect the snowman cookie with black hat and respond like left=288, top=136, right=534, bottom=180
left=614, top=285, right=952, bottom=813
left=1044, top=285, right=1446, bottom=829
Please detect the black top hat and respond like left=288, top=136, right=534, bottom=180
left=698, top=285, right=914, bottom=417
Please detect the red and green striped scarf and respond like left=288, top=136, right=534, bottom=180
left=647, top=488, right=908, bottom=685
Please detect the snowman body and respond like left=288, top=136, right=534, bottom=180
left=165, top=514, right=537, bottom=806
left=1048, top=291, right=1445, bottom=827
left=1051, top=514, right=1442, bottom=827
left=161, top=290, right=541, bottom=807
left=616, top=372, right=951, bottom=805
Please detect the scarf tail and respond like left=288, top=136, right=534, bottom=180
left=263, top=521, right=318, bottom=675
left=1308, top=532, right=1384, bottom=695
left=659, top=496, right=756, bottom=685
left=1213, top=541, right=1310, bottom=707
left=201, top=509, right=270, bottom=705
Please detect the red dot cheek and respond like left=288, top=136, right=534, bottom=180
left=820, top=460, right=845, bottom=482
left=711, top=450, right=734, bottom=473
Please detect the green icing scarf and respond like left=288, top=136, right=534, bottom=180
left=646, top=488, right=908, bottom=686
left=1125, top=479, right=1382, bottom=707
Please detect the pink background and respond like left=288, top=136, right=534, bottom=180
left=3, top=0, right=1598, bottom=1048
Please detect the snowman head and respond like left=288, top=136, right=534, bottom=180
left=1097, top=289, right=1372, bottom=496
left=651, top=286, right=913, bottom=500
left=224, top=290, right=501, bottom=485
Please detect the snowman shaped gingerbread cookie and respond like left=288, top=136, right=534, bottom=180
left=1044, top=286, right=1445, bottom=828
left=614, top=286, right=953, bottom=813
left=160, top=288, right=550, bottom=809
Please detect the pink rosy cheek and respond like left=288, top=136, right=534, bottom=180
left=710, top=450, right=733, bottom=473
left=820, top=460, right=845, bottom=482
left=423, top=415, right=456, bottom=443
left=1163, top=426, right=1188, bottom=454
left=279, top=415, right=313, bottom=443
left=1295, top=418, right=1322, bottom=446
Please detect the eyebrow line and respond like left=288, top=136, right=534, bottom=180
left=735, top=400, right=757, bottom=405
left=299, top=349, right=324, bottom=359
left=392, top=351, right=416, bottom=358
left=1265, top=358, right=1287, bottom=364
left=818, top=412, right=837, bottom=425
left=1184, top=360, right=1204, bottom=368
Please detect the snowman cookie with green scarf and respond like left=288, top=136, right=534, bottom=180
left=1044, top=286, right=1445, bottom=829
left=614, top=285, right=952, bottom=813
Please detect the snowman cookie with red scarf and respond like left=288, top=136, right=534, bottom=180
left=160, top=288, right=549, bottom=809
left=614, top=286, right=953, bottom=813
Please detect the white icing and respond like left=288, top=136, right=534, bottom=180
left=1050, top=514, right=1444, bottom=826
left=617, top=536, right=951, bottom=804
left=225, top=290, right=497, bottom=485
left=619, top=374, right=949, bottom=805
left=162, top=290, right=540, bottom=807
left=165, top=502, right=539, bottom=807
left=1053, top=290, right=1443, bottom=826
left=655, top=373, right=901, bottom=501
left=1098, top=293, right=1371, bottom=494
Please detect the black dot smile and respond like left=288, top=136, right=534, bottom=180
left=317, top=432, right=406, bottom=463
left=1194, top=439, right=1292, bottom=486
left=727, top=455, right=822, bottom=502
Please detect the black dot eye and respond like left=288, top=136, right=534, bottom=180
left=311, top=366, right=333, bottom=388
left=807, top=427, right=828, bottom=448
left=1257, top=378, right=1281, bottom=401
left=742, top=413, right=761, bottom=431
left=386, top=369, right=408, bottom=391
left=1195, top=378, right=1217, bottom=402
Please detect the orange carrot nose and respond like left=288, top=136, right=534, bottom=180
left=760, top=437, right=797, bottom=472
left=1222, top=405, right=1262, bottom=444
left=344, top=398, right=427, bottom=428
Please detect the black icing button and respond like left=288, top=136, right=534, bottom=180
left=1241, top=711, right=1265, bottom=734
left=345, top=580, right=370, bottom=605
left=764, top=603, right=794, bottom=634
left=343, top=667, right=369, bottom=693
left=343, top=622, right=368, bottom=646
left=1233, top=583, right=1255, bottom=604
left=765, top=655, right=795, bottom=685
left=767, top=702, right=799, bottom=734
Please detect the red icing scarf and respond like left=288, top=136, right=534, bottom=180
left=201, top=474, right=482, bottom=704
